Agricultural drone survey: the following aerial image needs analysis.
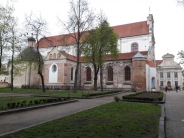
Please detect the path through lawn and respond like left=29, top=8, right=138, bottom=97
left=1, top=102, right=161, bottom=138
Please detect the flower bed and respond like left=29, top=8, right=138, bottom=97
left=122, top=91, right=163, bottom=101
left=1, top=97, right=70, bottom=111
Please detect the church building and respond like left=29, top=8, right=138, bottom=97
left=35, top=14, right=157, bottom=91
left=7, top=14, right=163, bottom=91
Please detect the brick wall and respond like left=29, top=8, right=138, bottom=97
left=80, top=60, right=132, bottom=89
left=132, top=59, right=146, bottom=91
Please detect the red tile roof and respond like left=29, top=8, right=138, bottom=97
left=146, top=60, right=155, bottom=67
left=155, top=60, right=163, bottom=66
left=36, top=21, right=149, bottom=48
left=112, top=21, right=149, bottom=38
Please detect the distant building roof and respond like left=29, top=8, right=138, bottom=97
left=155, top=60, right=163, bottom=67
left=132, top=52, right=146, bottom=59
left=36, top=21, right=149, bottom=48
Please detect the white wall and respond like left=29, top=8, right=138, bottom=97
left=119, top=35, right=149, bottom=53
left=146, top=64, right=157, bottom=91
left=39, top=44, right=77, bottom=58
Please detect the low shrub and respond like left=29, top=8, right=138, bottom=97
left=114, top=96, right=120, bottom=102
left=16, top=102, right=20, bottom=107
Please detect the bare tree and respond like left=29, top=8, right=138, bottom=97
left=177, top=0, right=184, bottom=5
left=25, top=13, right=47, bottom=92
left=6, top=19, right=25, bottom=90
left=58, top=0, right=95, bottom=92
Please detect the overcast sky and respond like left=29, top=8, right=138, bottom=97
left=2, top=0, right=184, bottom=62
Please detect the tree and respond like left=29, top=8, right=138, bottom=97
left=177, top=50, right=184, bottom=64
left=81, top=19, right=119, bottom=91
left=178, top=0, right=184, bottom=5
left=58, top=0, right=95, bottom=92
left=0, top=4, right=14, bottom=73
left=25, top=14, right=47, bottom=92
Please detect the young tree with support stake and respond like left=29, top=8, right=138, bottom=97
left=58, top=0, right=95, bottom=93
left=81, top=18, right=119, bottom=91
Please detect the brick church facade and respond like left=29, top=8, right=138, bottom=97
left=8, top=14, right=161, bottom=91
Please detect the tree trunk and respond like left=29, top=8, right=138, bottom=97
left=73, top=0, right=81, bottom=93
left=0, top=34, right=2, bottom=73
left=94, top=73, right=97, bottom=91
left=38, top=71, right=45, bottom=92
left=100, top=64, right=103, bottom=92
left=11, top=51, right=14, bottom=91
left=73, top=42, right=80, bottom=93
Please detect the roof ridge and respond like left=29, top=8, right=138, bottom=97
left=111, top=21, right=147, bottom=28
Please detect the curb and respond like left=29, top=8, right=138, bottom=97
left=0, top=99, right=78, bottom=116
left=158, top=104, right=166, bottom=138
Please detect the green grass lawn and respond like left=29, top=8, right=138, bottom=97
left=1, top=102, right=161, bottom=138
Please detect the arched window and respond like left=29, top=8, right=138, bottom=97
left=86, top=67, right=91, bottom=81
left=49, top=54, right=52, bottom=59
left=125, top=66, right=131, bottom=80
left=71, top=67, right=73, bottom=81
left=108, top=66, right=113, bottom=81
left=52, top=65, right=57, bottom=72
left=131, top=43, right=138, bottom=52
left=53, top=53, right=56, bottom=59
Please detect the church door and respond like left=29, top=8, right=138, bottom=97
left=49, top=64, right=58, bottom=83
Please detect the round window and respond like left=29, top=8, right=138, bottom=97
left=52, top=65, right=57, bottom=72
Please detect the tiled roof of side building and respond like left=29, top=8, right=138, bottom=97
left=155, top=60, right=163, bottom=67
left=36, top=21, right=149, bottom=48
left=146, top=60, right=155, bottom=67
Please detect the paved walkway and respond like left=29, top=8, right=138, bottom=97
left=165, top=90, right=184, bottom=138
left=0, top=92, right=130, bottom=136
left=1, top=91, right=184, bottom=137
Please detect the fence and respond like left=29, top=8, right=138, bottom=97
left=21, top=84, right=135, bottom=92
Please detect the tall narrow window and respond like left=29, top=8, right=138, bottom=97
left=71, top=67, right=73, bottom=81
left=108, top=66, right=113, bottom=81
left=174, top=72, right=178, bottom=78
left=57, top=53, right=60, bottom=59
left=49, top=54, right=52, bottom=59
left=167, top=72, right=170, bottom=78
left=125, top=66, right=131, bottom=80
left=53, top=53, right=56, bottom=59
left=86, top=67, right=91, bottom=81
left=160, top=72, right=163, bottom=78
left=131, top=43, right=138, bottom=52
left=160, top=81, right=163, bottom=86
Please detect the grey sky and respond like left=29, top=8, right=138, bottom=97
left=2, top=0, right=184, bottom=62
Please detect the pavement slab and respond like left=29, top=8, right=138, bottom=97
left=165, top=90, right=184, bottom=138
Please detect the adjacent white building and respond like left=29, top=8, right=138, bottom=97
left=157, top=53, right=183, bottom=90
